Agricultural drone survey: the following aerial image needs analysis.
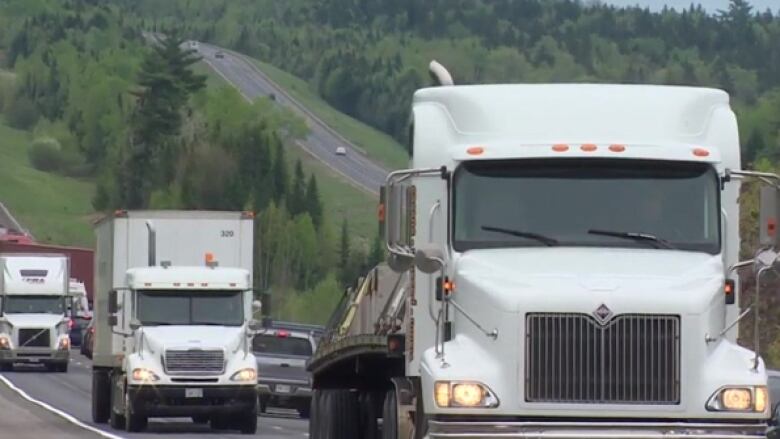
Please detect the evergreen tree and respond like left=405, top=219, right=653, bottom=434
left=338, top=218, right=350, bottom=286
left=289, top=159, right=306, bottom=215
left=368, top=233, right=384, bottom=267
left=305, top=174, right=323, bottom=229
left=271, top=137, right=289, bottom=203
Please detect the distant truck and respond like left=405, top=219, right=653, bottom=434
left=309, top=62, right=777, bottom=438
left=91, top=210, right=260, bottom=434
left=0, top=254, right=72, bottom=372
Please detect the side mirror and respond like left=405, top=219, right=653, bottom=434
left=108, top=290, right=118, bottom=314
left=387, top=253, right=414, bottom=273
left=129, top=319, right=141, bottom=331
left=759, top=186, right=780, bottom=250
left=414, top=246, right=445, bottom=274
left=108, top=315, right=117, bottom=326
left=252, top=300, right=262, bottom=312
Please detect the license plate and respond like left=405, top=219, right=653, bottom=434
left=185, top=388, right=203, bottom=398
left=275, top=384, right=291, bottom=394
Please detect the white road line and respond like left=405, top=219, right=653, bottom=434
left=272, top=425, right=283, bottom=430
left=0, top=374, right=125, bottom=439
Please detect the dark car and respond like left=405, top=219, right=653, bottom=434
left=80, top=319, right=95, bottom=358
left=69, top=315, right=91, bottom=347
left=253, top=323, right=321, bottom=418
left=215, top=50, right=225, bottom=59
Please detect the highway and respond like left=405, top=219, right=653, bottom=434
left=196, top=43, right=390, bottom=195
left=0, top=351, right=309, bottom=438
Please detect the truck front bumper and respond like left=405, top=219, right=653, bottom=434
left=128, top=385, right=256, bottom=417
left=425, top=419, right=768, bottom=439
left=0, top=349, right=68, bottom=365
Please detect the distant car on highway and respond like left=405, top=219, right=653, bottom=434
left=335, top=146, right=346, bottom=156
left=215, top=50, right=225, bottom=59
left=189, top=40, right=199, bottom=50
left=253, top=321, right=322, bottom=418
left=80, top=319, right=95, bottom=358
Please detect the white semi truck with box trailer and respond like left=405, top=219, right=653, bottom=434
left=0, top=254, right=71, bottom=372
left=91, top=210, right=260, bottom=434
left=308, top=62, right=780, bottom=438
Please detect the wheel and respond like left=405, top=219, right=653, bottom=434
left=109, top=405, right=125, bottom=430
left=321, top=389, right=359, bottom=439
left=238, top=409, right=258, bottom=434
left=359, top=391, right=381, bottom=439
left=124, top=394, right=147, bottom=432
left=192, top=415, right=209, bottom=424
left=309, top=390, right=322, bottom=438
left=382, top=389, right=398, bottom=439
left=92, top=370, right=111, bottom=423
left=58, top=363, right=68, bottom=373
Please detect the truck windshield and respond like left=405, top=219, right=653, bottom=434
left=137, top=290, right=244, bottom=326
left=3, top=295, right=64, bottom=314
left=453, top=159, right=720, bottom=253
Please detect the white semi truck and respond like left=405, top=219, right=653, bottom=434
left=0, top=254, right=71, bottom=372
left=91, top=210, right=260, bottom=434
left=308, top=62, right=780, bottom=438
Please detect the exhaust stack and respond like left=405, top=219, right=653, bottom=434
left=428, top=60, right=454, bottom=86
left=145, top=220, right=156, bottom=267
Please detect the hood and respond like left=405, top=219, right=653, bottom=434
left=140, top=325, right=245, bottom=354
left=3, top=313, right=65, bottom=329
left=454, top=247, right=723, bottom=315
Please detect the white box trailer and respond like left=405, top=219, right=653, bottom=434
left=91, top=210, right=259, bottom=434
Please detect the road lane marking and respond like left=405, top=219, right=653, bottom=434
left=273, top=425, right=283, bottom=430
left=0, top=374, right=125, bottom=439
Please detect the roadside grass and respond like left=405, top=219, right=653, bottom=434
left=0, top=121, right=95, bottom=246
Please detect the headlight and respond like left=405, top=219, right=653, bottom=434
left=434, top=381, right=499, bottom=408
left=131, top=368, right=160, bottom=382
left=58, top=337, right=70, bottom=350
left=0, top=336, right=11, bottom=350
left=707, top=386, right=768, bottom=412
left=230, top=368, right=257, bottom=382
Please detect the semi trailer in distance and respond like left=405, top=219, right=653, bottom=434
left=91, top=210, right=260, bottom=433
left=308, top=62, right=778, bottom=438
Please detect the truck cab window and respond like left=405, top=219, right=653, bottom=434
left=136, top=290, right=244, bottom=326
left=453, top=159, right=720, bottom=254
left=3, top=295, right=65, bottom=314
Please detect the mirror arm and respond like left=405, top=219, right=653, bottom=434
left=727, top=169, right=780, bottom=186
left=448, top=298, right=498, bottom=340
left=754, top=265, right=775, bottom=370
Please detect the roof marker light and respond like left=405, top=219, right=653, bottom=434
left=552, top=144, right=569, bottom=152
left=467, top=146, right=484, bottom=156
left=693, top=148, right=710, bottom=157
left=581, top=144, right=598, bottom=152
left=609, top=144, right=626, bottom=152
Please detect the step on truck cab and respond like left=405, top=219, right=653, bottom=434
left=0, top=254, right=71, bottom=372
left=91, top=210, right=261, bottom=434
left=308, top=62, right=780, bottom=438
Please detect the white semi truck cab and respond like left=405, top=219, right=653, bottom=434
left=91, top=210, right=260, bottom=434
left=308, top=62, right=780, bottom=438
left=0, top=254, right=71, bottom=372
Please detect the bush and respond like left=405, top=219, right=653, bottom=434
left=5, top=94, right=39, bottom=130
left=28, top=137, right=63, bottom=172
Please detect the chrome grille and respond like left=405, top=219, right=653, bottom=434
left=164, top=349, right=224, bottom=375
left=525, top=313, right=680, bottom=404
left=18, top=328, right=50, bottom=348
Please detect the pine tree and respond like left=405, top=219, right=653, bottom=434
left=338, top=219, right=350, bottom=286
left=271, top=137, right=289, bottom=203
left=289, top=159, right=306, bottom=215
left=368, top=233, right=384, bottom=267
left=305, top=174, right=323, bottom=229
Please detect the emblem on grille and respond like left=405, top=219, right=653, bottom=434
left=592, top=303, right=613, bottom=324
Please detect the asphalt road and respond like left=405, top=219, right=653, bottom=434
left=197, top=43, right=390, bottom=195
left=1, top=351, right=309, bottom=438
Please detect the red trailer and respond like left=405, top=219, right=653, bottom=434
left=0, top=240, right=94, bottom=304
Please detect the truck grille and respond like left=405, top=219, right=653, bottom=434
left=164, top=349, right=225, bottom=375
left=18, top=328, right=50, bottom=347
left=525, top=313, right=680, bottom=404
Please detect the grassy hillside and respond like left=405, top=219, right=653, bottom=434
left=251, top=59, right=408, bottom=170
left=0, top=121, right=95, bottom=246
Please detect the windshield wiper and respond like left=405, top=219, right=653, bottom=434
left=481, top=226, right=559, bottom=246
left=587, top=229, right=676, bottom=249
left=191, top=322, right=234, bottom=326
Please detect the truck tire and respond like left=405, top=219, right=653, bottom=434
left=238, top=410, right=258, bottom=434
left=359, top=391, right=381, bottom=439
left=92, top=369, right=111, bottom=423
left=57, top=362, right=68, bottom=373
left=309, top=390, right=322, bottom=437
left=382, top=389, right=398, bottom=439
left=109, top=405, right=125, bottom=430
left=323, top=389, right=359, bottom=439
